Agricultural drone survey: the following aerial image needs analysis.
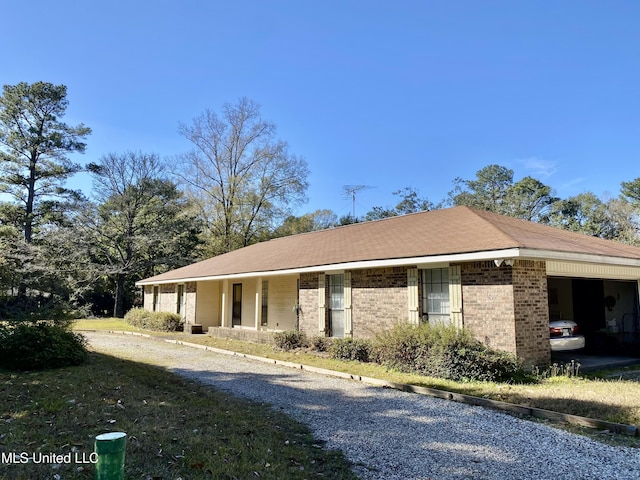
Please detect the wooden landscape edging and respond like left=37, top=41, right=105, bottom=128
left=378, top=381, right=639, bottom=437
left=108, top=331, right=639, bottom=437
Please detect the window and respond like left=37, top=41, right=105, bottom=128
left=261, top=280, right=268, bottom=326
left=176, top=284, right=185, bottom=317
left=327, top=274, right=345, bottom=337
left=421, top=268, right=450, bottom=324
left=152, top=286, right=159, bottom=312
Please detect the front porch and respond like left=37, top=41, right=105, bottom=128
left=206, top=326, right=276, bottom=344
left=147, top=274, right=301, bottom=334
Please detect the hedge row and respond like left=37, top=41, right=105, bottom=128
left=124, top=308, right=183, bottom=332
left=273, top=322, right=526, bottom=383
left=372, top=323, right=526, bottom=382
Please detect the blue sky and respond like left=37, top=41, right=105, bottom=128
left=2, top=0, right=639, bottom=219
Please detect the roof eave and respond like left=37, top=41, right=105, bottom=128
left=518, top=248, right=640, bottom=268
left=135, top=248, right=519, bottom=285
left=136, top=247, right=640, bottom=286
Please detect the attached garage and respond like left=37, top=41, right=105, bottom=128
left=547, top=261, right=640, bottom=355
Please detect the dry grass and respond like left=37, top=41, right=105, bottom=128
left=73, top=319, right=640, bottom=447
left=0, top=352, right=357, bottom=480
left=72, top=318, right=142, bottom=332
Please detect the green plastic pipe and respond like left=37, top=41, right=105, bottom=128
left=94, top=432, right=127, bottom=480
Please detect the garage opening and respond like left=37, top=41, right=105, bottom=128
left=547, top=277, right=640, bottom=356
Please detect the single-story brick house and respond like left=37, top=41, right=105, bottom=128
left=136, top=206, right=640, bottom=366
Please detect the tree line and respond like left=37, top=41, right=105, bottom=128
left=358, top=164, right=640, bottom=247
left=1, top=81, right=638, bottom=320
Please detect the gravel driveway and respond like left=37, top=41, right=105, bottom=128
left=85, top=332, right=640, bottom=480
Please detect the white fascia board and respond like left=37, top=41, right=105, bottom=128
left=135, top=247, right=640, bottom=286
left=135, top=248, right=522, bottom=286
left=517, top=248, right=640, bottom=267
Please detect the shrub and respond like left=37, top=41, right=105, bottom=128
left=146, top=312, right=183, bottom=332
left=273, top=330, right=308, bottom=350
left=124, top=308, right=182, bottom=332
left=372, top=322, right=525, bottom=382
left=370, top=322, right=443, bottom=370
left=309, top=335, right=331, bottom=352
left=426, top=344, right=526, bottom=382
left=123, top=307, right=147, bottom=327
left=0, top=322, right=88, bottom=371
left=329, top=338, right=372, bottom=362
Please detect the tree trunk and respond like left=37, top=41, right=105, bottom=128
left=24, top=158, right=37, bottom=244
left=113, top=274, right=126, bottom=318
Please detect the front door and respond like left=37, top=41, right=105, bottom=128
left=232, top=283, right=242, bottom=326
left=328, top=274, right=345, bottom=337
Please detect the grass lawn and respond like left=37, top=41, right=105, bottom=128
left=0, top=351, right=357, bottom=480
left=73, top=318, right=640, bottom=447
left=73, top=318, right=142, bottom=332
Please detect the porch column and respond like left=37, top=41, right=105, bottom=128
left=344, top=271, right=352, bottom=337
left=449, top=265, right=463, bottom=328
left=255, top=277, right=262, bottom=329
left=407, top=268, right=419, bottom=325
left=221, top=279, right=229, bottom=328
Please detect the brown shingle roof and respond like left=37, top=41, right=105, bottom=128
left=138, top=206, right=640, bottom=284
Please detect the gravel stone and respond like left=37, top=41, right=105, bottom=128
left=85, top=331, right=640, bottom=480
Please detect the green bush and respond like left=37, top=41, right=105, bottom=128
left=0, top=322, right=88, bottom=371
left=309, top=335, right=331, bottom=352
left=124, top=308, right=182, bottom=332
left=370, top=322, right=440, bottom=369
left=425, top=344, right=526, bottom=382
left=123, top=307, right=147, bottom=327
left=372, top=322, right=525, bottom=382
left=273, top=330, right=308, bottom=350
left=329, top=338, right=372, bottom=362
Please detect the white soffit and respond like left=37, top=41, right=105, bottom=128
left=546, top=260, right=640, bottom=280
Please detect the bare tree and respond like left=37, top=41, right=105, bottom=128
left=175, top=97, right=309, bottom=255
left=85, top=152, right=200, bottom=317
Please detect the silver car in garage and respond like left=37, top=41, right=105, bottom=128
left=550, top=320, right=585, bottom=351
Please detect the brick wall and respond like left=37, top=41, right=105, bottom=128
left=512, top=260, right=550, bottom=366
left=298, top=273, right=319, bottom=336
left=298, top=268, right=409, bottom=339
left=461, top=261, right=517, bottom=353
left=159, top=283, right=177, bottom=312
left=461, top=260, right=550, bottom=367
left=143, top=285, right=153, bottom=311
left=351, top=267, right=408, bottom=338
left=185, top=282, right=197, bottom=324
left=208, top=326, right=275, bottom=344
left=282, top=261, right=551, bottom=367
